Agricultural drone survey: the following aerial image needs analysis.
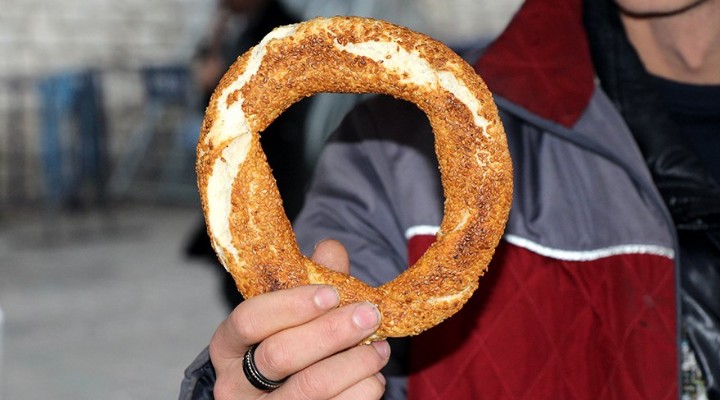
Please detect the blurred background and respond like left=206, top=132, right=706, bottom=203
left=0, top=0, right=521, bottom=398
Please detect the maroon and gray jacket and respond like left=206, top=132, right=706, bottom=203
left=294, top=0, right=679, bottom=398
left=181, top=0, right=683, bottom=398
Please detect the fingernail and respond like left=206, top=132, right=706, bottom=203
left=313, top=238, right=329, bottom=250
left=314, top=286, right=340, bottom=310
left=352, top=302, right=381, bottom=330
left=371, top=340, right=391, bottom=359
left=375, top=372, right=387, bottom=386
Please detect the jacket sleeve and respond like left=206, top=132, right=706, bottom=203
left=179, top=347, right=216, bottom=400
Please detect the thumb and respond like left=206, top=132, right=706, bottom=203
left=311, top=239, right=350, bottom=274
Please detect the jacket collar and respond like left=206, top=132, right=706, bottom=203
left=474, top=0, right=595, bottom=128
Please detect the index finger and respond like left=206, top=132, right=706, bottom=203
left=210, top=284, right=340, bottom=364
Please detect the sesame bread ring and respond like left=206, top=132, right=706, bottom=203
left=196, top=16, right=513, bottom=341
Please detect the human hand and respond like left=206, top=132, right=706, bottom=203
left=208, top=239, right=390, bottom=399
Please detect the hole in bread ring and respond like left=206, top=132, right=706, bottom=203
left=196, top=16, right=513, bottom=341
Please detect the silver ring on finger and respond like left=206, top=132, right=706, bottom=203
left=242, top=343, right=287, bottom=391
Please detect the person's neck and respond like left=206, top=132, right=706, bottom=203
left=620, top=1, right=720, bottom=84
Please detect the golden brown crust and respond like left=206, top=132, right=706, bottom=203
left=197, top=16, right=513, bottom=341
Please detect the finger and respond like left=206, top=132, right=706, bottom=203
left=219, top=302, right=381, bottom=399
left=253, top=302, right=381, bottom=382
left=272, top=341, right=390, bottom=400
left=210, top=284, right=340, bottom=364
left=312, top=239, right=350, bottom=274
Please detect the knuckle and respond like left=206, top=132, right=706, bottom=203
left=257, top=339, right=292, bottom=377
left=229, top=307, right=260, bottom=341
left=293, top=369, right=327, bottom=400
left=317, top=314, right=346, bottom=343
